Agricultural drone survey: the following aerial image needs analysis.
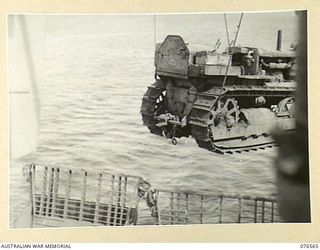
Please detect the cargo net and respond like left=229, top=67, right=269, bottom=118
left=28, top=164, right=150, bottom=227
left=146, top=190, right=283, bottom=225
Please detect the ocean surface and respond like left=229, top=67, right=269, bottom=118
left=9, top=12, right=298, bottom=226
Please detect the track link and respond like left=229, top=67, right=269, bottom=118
left=140, top=80, right=166, bottom=136
left=142, top=82, right=293, bottom=154
left=189, top=89, right=278, bottom=154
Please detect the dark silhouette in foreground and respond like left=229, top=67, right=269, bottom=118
left=275, top=10, right=310, bottom=222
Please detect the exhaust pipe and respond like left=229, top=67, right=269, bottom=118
left=277, top=30, right=282, bottom=51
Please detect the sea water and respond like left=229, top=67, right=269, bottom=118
left=9, top=12, right=297, bottom=226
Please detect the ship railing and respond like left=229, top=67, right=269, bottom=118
left=148, top=189, right=283, bottom=225
left=26, top=164, right=283, bottom=227
left=27, top=164, right=149, bottom=228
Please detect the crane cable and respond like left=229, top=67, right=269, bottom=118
left=220, top=13, right=244, bottom=91
left=224, top=13, right=231, bottom=47
left=212, top=13, right=244, bottom=113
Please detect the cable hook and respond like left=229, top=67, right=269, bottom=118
left=171, top=125, right=177, bottom=145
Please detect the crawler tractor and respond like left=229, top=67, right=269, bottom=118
left=140, top=32, right=296, bottom=153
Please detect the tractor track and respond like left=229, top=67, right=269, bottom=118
left=141, top=79, right=295, bottom=154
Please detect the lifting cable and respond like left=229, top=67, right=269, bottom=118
left=224, top=13, right=230, bottom=47
left=219, top=13, right=244, bottom=96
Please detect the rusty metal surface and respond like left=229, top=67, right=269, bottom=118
left=156, top=35, right=190, bottom=77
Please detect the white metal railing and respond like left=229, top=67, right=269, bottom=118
left=25, top=164, right=283, bottom=227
